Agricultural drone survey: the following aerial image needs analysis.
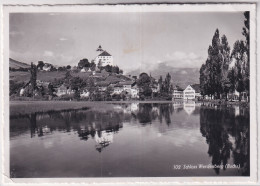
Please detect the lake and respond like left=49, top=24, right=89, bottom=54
left=10, top=101, right=250, bottom=177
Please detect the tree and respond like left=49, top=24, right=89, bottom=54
left=66, top=65, right=71, bottom=70
left=69, top=77, right=86, bottom=100
left=199, top=64, right=207, bottom=97
left=78, top=58, right=90, bottom=69
left=200, top=29, right=232, bottom=99
left=30, top=62, right=37, bottom=97
left=104, top=65, right=112, bottom=73
left=227, top=68, right=236, bottom=94
left=242, top=11, right=250, bottom=101
left=232, top=40, right=245, bottom=101
left=219, top=34, right=231, bottom=99
left=163, top=73, right=171, bottom=94
left=112, top=66, right=119, bottom=74
left=37, top=61, right=44, bottom=70
left=48, top=83, right=55, bottom=96
left=158, top=76, right=163, bottom=93
left=137, top=73, right=152, bottom=97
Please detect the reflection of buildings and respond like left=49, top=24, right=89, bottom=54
left=95, top=131, right=113, bottom=153
left=172, top=101, right=183, bottom=111
left=183, top=101, right=196, bottom=115
left=234, top=105, right=240, bottom=116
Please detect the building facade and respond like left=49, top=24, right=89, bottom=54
left=95, top=51, right=113, bottom=67
left=173, top=86, right=184, bottom=99
left=183, top=84, right=201, bottom=100
left=183, top=85, right=196, bottom=100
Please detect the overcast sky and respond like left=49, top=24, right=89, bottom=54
left=10, top=12, right=245, bottom=73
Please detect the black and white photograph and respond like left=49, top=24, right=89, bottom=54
left=0, top=3, right=258, bottom=185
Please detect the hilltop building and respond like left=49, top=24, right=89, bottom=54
left=94, top=45, right=113, bottom=67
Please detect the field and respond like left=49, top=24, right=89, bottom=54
left=10, top=71, right=67, bottom=83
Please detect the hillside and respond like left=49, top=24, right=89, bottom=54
left=9, top=58, right=30, bottom=69
left=127, top=63, right=200, bottom=89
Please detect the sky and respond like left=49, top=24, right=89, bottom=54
left=9, top=12, right=246, bottom=73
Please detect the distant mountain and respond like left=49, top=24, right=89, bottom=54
left=127, top=63, right=200, bottom=89
left=9, top=58, right=30, bottom=69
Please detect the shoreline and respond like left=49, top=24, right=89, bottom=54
left=9, top=99, right=249, bottom=116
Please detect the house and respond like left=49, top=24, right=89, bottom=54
left=80, top=67, right=87, bottom=72
left=131, top=83, right=139, bottom=99
left=56, top=85, right=75, bottom=97
left=113, top=85, right=124, bottom=95
left=96, top=81, right=109, bottom=92
left=119, top=81, right=132, bottom=93
left=95, top=50, right=113, bottom=67
left=183, top=85, right=195, bottom=100
left=183, top=84, right=201, bottom=100
left=42, top=64, right=52, bottom=71
left=80, top=89, right=90, bottom=98
left=172, top=86, right=184, bottom=99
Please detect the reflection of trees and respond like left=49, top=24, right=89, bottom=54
left=135, top=103, right=173, bottom=125
left=200, top=106, right=249, bottom=175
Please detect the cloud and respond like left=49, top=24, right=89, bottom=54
left=43, top=50, right=54, bottom=57
left=59, top=37, right=68, bottom=41
left=163, top=51, right=205, bottom=68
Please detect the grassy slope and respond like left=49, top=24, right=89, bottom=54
left=9, top=58, right=30, bottom=69
left=9, top=70, right=131, bottom=84
left=9, top=71, right=67, bottom=83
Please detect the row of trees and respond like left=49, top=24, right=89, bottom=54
left=136, top=72, right=173, bottom=100
left=78, top=58, right=123, bottom=74
left=200, top=12, right=250, bottom=101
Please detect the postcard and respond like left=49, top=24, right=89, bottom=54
left=0, top=3, right=258, bottom=185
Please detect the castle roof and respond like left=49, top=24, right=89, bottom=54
left=98, top=51, right=111, bottom=57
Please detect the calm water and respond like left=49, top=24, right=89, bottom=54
left=10, top=102, right=250, bottom=178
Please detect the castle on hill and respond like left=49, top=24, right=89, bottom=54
left=94, top=45, right=114, bottom=67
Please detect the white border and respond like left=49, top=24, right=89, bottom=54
left=1, top=3, right=258, bottom=185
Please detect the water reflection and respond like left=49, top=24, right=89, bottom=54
left=200, top=103, right=249, bottom=175
left=10, top=102, right=250, bottom=177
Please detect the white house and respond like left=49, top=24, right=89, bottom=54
left=113, top=85, right=124, bottom=95
left=42, top=64, right=52, bottom=71
left=131, top=85, right=139, bottom=99
left=56, top=85, right=75, bottom=97
left=183, top=84, right=201, bottom=100
left=95, top=50, right=113, bottom=67
left=173, top=86, right=184, bottom=99
left=183, top=85, right=195, bottom=100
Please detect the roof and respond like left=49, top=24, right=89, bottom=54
left=118, top=81, right=133, bottom=85
left=190, top=84, right=200, bottom=93
left=58, top=84, right=67, bottom=90
left=96, top=81, right=110, bottom=87
left=174, top=85, right=184, bottom=91
left=98, top=51, right=112, bottom=57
